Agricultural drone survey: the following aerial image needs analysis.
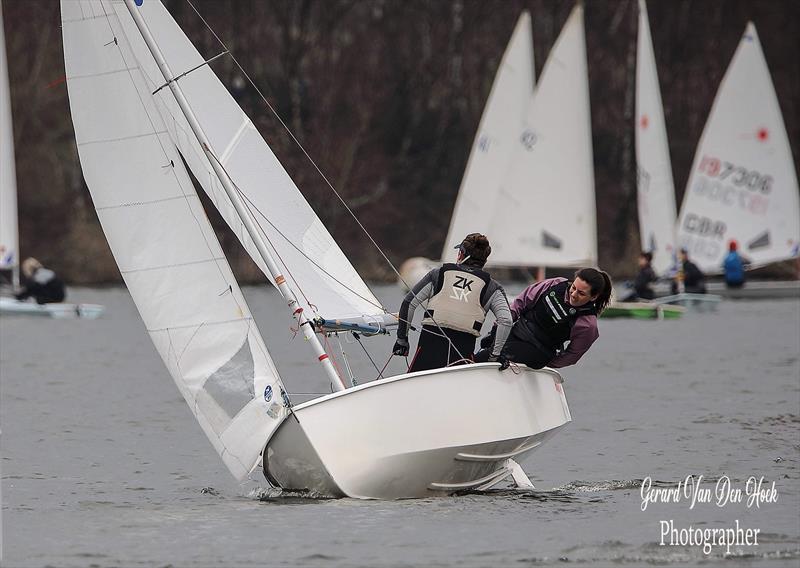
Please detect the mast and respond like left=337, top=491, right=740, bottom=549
left=123, top=0, right=345, bottom=391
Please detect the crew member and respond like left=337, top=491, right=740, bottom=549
left=392, top=233, right=512, bottom=372
left=671, top=248, right=706, bottom=294
left=722, top=240, right=750, bottom=288
left=477, top=267, right=611, bottom=369
left=14, top=257, right=66, bottom=304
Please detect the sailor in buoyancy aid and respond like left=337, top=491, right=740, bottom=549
left=477, top=268, right=611, bottom=370
left=14, top=257, right=66, bottom=305
left=392, top=233, right=513, bottom=372
left=722, top=240, right=750, bottom=288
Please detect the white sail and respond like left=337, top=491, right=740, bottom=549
left=0, top=0, right=19, bottom=272
left=635, top=0, right=677, bottom=276
left=487, top=5, right=596, bottom=267
left=108, top=0, right=385, bottom=323
left=441, top=12, right=534, bottom=263
left=61, top=0, right=288, bottom=482
left=676, top=22, right=800, bottom=272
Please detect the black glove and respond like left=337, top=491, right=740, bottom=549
left=479, top=327, right=496, bottom=349
left=393, top=337, right=409, bottom=356
left=490, top=353, right=510, bottom=371
left=473, top=348, right=491, bottom=363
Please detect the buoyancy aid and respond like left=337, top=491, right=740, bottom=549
left=512, top=280, right=596, bottom=353
left=421, top=263, right=491, bottom=336
left=723, top=252, right=745, bottom=284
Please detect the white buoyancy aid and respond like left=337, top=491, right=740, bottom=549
left=421, top=264, right=490, bottom=336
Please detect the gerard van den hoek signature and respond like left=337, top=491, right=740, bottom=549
left=641, top=475, right=778, bottom=511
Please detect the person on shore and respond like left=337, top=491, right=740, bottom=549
left=722, top=240, right=750, bottom=288
left=671, top=248, right=706, bottom=294
left=392, top=233, right=512, bottom=372
left=476, top=268, right=611, bottom=370
left=14, top=257, right=66, bottom=304
left=621, top=251, right=658, bottom=301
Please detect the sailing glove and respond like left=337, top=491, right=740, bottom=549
left=393, top=337, right=409, bottom=357
left=490, top=353, right=510, bottom=371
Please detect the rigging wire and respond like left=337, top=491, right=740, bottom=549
left=181, top=0, right=467, bottom=360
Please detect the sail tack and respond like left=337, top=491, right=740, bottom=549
left=441, top=12, right=535, bottom=263
left=635, top=0, right=677, bottom=276
left=62, top=0, right=287, bottom=482
left=110, top=0, right=385, bottom=323
left=488, top=5, right=596, bottom=268
left=0, top=0, right=18, bottom=271
left=676, top=23, right=800, bottom=272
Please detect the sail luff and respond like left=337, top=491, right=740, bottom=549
left=122, top=0, right=345, bottom=392
left=635, top=0, right=678, bottom=275
left=0, top=0, right=19, bottom=283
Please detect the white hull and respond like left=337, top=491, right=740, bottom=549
left=0, top=297, right=104, bottom=319
left=264, top=364, right=571, bottom=499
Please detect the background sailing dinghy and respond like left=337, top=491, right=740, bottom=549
left=602, top=301, right=684, bottom=320
left=633, top=0, right=720, bottom=311
left=62, top=0, right=571, bottom=499
left=0, top=2, right=103, bottom=320
left=675, top=22, right=800, bottom=279
left=399, top=11, right=535, bottom=287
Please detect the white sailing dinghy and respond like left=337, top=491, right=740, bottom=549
left=399, top=11, right=535, bottom=286
left=482, top=5, right=596, bottom=270
left=634, top=0, right=676, bottom=277
left=403, top=6, right=596, bottom=286
left=632, top=0, right=720, bottom=310
left=676, top=22, right=800, bottom=274
left=62, top=0, right=571, bottom=499
left=0, top=1, right=103, bottom=319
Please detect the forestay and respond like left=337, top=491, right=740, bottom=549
left=441, top=12, right=534, bottom=264
left=109, top=0, right=387, bottom=323
left=635, top=0, right=677, bottom=276
left=0, top=0, right=18, bottom=272
left=487, top=5, right=596, bottom=268
left=62, top=0, right=288, bottom=482
left=676, top=23, right=800, bottom=272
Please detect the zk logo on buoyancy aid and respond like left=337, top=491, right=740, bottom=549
left=421, top=264, right=491, bottom=336
left=514, top=280, right=596, bottom=352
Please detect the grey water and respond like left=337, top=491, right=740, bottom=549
left=1, top=285, right=798, bottom=567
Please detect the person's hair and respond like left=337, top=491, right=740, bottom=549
left=21, top=257, right=42, bottom=279
left=574, top=267, right=612, bottom=314
left=641, top=251, right=653, bottom=263
left=460, top=233, right=491, bottom=266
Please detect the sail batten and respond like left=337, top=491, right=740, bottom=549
left=676, top=22, right=799, bottom=272
left=62, top=0, right=288, bottom=482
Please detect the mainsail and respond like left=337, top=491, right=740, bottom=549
left=635, top=0, right=677, bottom=276
left=0, top=0, right=19, bottom=274
left=62, top=0, right=288, bottom=481
left=441, top=12, right=534, bottom=264
left=676, top=22, right=800, bottom=272
left=487, top=5, right=596, bottom=268
left=108, top=0, right=386, bottom=324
